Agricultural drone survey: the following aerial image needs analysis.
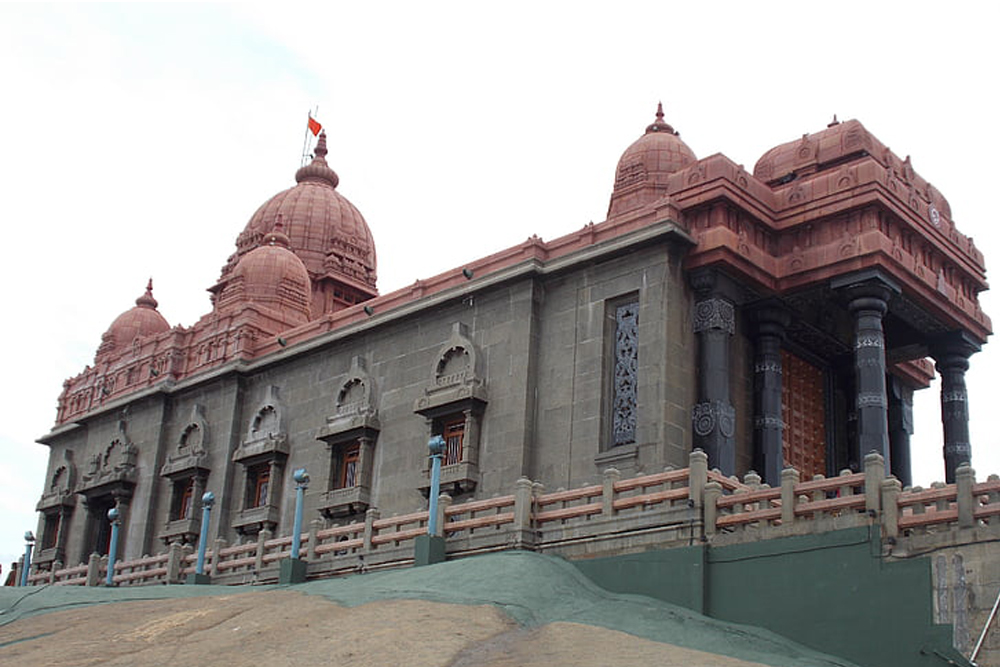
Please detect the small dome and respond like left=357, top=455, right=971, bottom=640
left=608, top=104, right=696, bottom=218
left=98, top=280, right=170, bottom=358
left=221, top=221, right=312, bottom=325
left=219, top=131, right=377, bottom=300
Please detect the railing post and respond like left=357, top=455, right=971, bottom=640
left=512, top=477, right=535, bottom=549
left=704, top=481, right=722, bottom=537
left=436, top=493, right=453, bottom=535
left=211, top=538, right=226, bottom=577
left=255, top=528, right=271, bottom=573
left=165, top=542, right=183, bottom=583
left=307, top=519, right=323, bottom=561
left=50, top=560, right=62, bottom=585
left=602, top=468, right=621, bottom=518
left=864, top=452, right=885, bottom=515
left=881, top=477, right=901, bottom=539
left=957, top=464, right=976, bottom=529
left=86, top=553, right=101, bottom=587
left=780, top=467, right=799, bottom=525
left=689, top=449, right=708, bottom=509
left=363, top=508, right=380, bottom=552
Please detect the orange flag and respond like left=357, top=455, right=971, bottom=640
left=308, top=115, right=322, bottom=136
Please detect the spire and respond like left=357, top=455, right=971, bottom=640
left=135, top=278, right=158, bottom=309
left=314, top=130, right=328, bottom=159
left=263, top=215, right=291, bottom=248
left=645, top=101, right=677, bottom=135
left=295, top=130, right=339, bottom=188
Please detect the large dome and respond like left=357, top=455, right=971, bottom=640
left=217, top=131, right=377, bottom=305
left=607, top=104, right=696, bottom=218
left=97, top=280, right=170, bottom=360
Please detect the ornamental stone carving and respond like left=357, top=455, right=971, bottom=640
left=692, top=401, right=736, bottom=438
left=693, top=298, right=735, bottom=335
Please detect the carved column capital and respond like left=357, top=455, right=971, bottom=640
left=693, top=298, right=735, bottom=335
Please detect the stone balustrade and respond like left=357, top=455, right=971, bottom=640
left=18, top=449, right=1000, bottom=587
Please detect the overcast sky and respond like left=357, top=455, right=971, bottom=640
left=1, top=2, right=997, bottom=568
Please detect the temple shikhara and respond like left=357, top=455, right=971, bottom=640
left=26, top=108, right=999, bottom=667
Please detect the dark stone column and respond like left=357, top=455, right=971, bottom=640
left=932, top=334, right=979, bottom=483
left=843, top=279, right=894, bottom=471
left=887, top=376, right=913, bottom=488
left=751, top=304, right=791, bottom=487
left=691, top=274, right=737, bottom=476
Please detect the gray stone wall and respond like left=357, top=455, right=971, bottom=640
left=38, top=231, right=708, bottom=564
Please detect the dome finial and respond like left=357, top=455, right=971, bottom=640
left=828, top=114, right=840, bottom=128
left=645, top=102, right=676, bottom=135
left=315, top=130, right=328, bottom=159
left=136, top=278, right=158, bottom=309
left=264, top=215, right=291, bottom=248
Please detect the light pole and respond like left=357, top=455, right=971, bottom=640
left=19, top=531, right=35, bottom=587
left=190, top=491, right=215, bottom=584
left=280, top=468, right=310, bottom=584
left=105, top=507, right=121, bottom=587
left=415, top=435, right=447, bottom=566
left=427, top=436, right=445, bottom=537
left=290, top=468, right=310, bottom=560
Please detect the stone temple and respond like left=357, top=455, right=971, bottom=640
left=31, top=108, right=990, bottom=571
left=25, top=106, right=1000, bottom=666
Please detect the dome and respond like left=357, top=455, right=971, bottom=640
left=753, top=118, right=882, bottom=185
left=607, top=104, right=697, bottom=218
left=98, top=280, right=170, bottom=359
left=220, top=222, right=312, bottom=325
left=219, top=131, right=377, bottom=298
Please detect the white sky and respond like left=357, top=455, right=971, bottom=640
left=1, top=2, right=997, bottom=569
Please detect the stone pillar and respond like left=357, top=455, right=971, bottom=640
left=751, top=303, right=791, bottom=487
left=933, top=333, right=979, bottom=483
left=691, top=273, right=737, bottom=475
left=840, top=276, right=896, bottom=471
left=887, top=376, right=914, bottom=487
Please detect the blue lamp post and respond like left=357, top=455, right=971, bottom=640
left=189, top=491, right=215, bottom=584
left=19, top=531, right=35, bottom=587
left=279, top=468, right=310, bottom=584
left=290, top=468, right=310, bottom=559
left=427, top=436, right=446, bottom=537
left=415, top=435, right=447, bottom=566
left=105, top=507, right=121, bottom=586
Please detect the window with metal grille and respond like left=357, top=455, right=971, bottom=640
left=443, top=417, right=465, bottom=466
left=247, top=464, right=270, bottom=508
left=171, top=478, right=195, bottom=520
left=42, top=513, right=60, bottom=550
left=338, top=444, right=360, bottom=489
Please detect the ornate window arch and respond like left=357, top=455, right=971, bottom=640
left=316, top=356, right=380, bottom=519
left=158, top=404, right=212, bottom=546
left=232, top=386, right=288, bottom=536
left=413, top=322, right=487, bottom=495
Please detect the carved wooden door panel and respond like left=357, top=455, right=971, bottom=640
left=781, top=350, right=827, bottom=478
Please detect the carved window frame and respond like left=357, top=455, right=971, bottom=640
left=316, top=357, right=380, bottom=519
left=413, top=323, right=487, bottom=495
left=231, top=386, right=288, bottom=535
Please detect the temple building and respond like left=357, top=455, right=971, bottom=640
left=34, top=106, right=990, bottom=570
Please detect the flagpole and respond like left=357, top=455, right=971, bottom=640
left=301, top=111, right=313, bottom=167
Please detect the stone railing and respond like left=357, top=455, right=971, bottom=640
left=18, top=450, right=1000, bottom=587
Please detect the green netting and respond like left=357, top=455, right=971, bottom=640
left=0, top=551, right=858, bottom=667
